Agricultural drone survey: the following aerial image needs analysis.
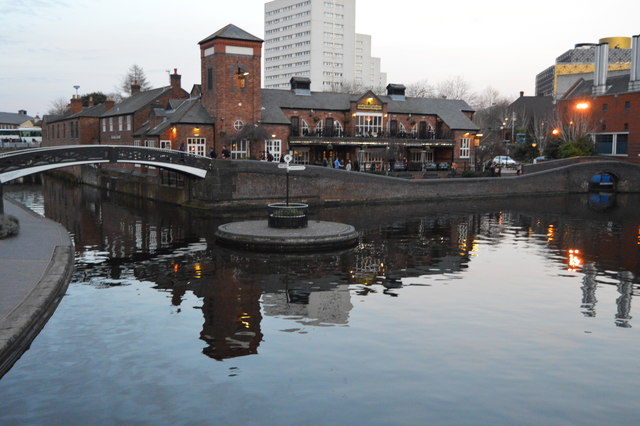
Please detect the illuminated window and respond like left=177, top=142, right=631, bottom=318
left=231, top=139, right=249, bottom=159
left=460, top=138, right=471, bottom=158
left=187, top=137, right=206, bottom=156
left=356, top=113, right=383, bottom=137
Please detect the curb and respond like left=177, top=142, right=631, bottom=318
left=0, top=201, right=75, bottom=378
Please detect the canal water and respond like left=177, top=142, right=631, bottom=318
left=1, top=178, right=639, bottom=425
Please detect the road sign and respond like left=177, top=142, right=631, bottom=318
left=288, top=165, right=306, bottom=171
left=278, top=163, right=288, bottom=169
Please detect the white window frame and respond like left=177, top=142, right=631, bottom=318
left=118, top=116, right=123, bottom=131
left=460, top=138, right=471, bottom=159
left=231, top=139, right=249, bottom=159
left=315, top=119, right=323, bottom=135
left=301, top=118, right=310, bottom=136
left=133, top=139, right=141, bottom=146
left=144, top=139, right=156, bottom=148
left=356, top=112, right=383, bottom=137
left=334, top=120, right=344, bottom=137
left=187, top=137, right=206, bottom=156
left=160, top=140, right=171, bottom=150
left=592, top=133, right=628, bottom=156
left=265, top=139, right=282, bottom=162
left=126, top=115, right=132, bottom=131
left=109, top=117, right=113, bottom=132
left=102, top=119, right=106, bottom=132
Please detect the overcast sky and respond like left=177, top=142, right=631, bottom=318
left=2, top=0, right=639, bottom=117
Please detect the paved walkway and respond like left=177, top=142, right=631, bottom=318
left=0, top=197, right=74, bottom=377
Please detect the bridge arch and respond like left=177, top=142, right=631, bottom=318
left=0, top=145, right=212, bottom=183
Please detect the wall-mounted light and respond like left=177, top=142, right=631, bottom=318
left=237, top=67, right=249, bottom=77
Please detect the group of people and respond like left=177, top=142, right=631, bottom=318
left=323, top=157, right=358, bottom=171
left=208, top=146, right=231, bottom=159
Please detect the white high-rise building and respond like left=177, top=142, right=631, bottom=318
left=264, top=0, right=385, bottom=92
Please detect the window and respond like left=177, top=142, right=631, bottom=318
left=301, top=118, right=310, bottom=136
left=460, top=138, right=471, bottom=159
left=356, top=113, right=383, bottom=137
left=133, top=139, right=141, bottom=146
left=594, top=133, right=628, bottom=155
left=126, top=116, right=132, bottom=131
left=231, top=139, right=249, bottom=159
left=334, top=120, right=343, bottom=137
left=293, top=148, right=309, bottom=164
left=207, top=68, right=213, bottom=92
left=160, top=140, right=171, bottom=149
left=233, top=120, right=244, bottom=131
left=109, top=117, right=113, bottom=132
left=265, top=139, right=281, bottom=162
left=118, top=116, right=123, bottom=131
left=186, top=138, right=206, bottom=156
left=314, top=119, right=323, bottom=136
left=625, top=101, right=631, bottom=111
left=624, top=123, right=629, bottom=131
left=144, top=140, right=156, bottom=148
left=102, top=119, right=106, bottom=132
left=602, top=103, right=608, bottom=112
left=291, top=116, right=300, bottom=136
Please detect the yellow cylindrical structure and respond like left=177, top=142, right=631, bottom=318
left=599, top=37, right=631, bottom=49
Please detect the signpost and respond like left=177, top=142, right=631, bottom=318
left=278, top=154, right=305, bottom=205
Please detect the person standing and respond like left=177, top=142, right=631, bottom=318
left=221, top=145, right=231, bottom=159
left=334, top=157, right=341, bottom=169
left=346, top=160, right=352, bottom=171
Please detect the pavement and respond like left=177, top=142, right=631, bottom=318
left=0, top=196, right=74, bottom=378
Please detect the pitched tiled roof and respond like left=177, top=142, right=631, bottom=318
left=509, top=95, right=554, bottom=119
left=43, top=103, right=107, bottom=124
left=0, top=111, right=34, bottom=125
left=261, top=89, right=479, bottom=130
left=102, top=86, right=172, bottom=117
left=199, top=24, right=263, bottom=45
left=138, top=98, right=214, bottom=137
left=564, top=74, right=632, bottom=98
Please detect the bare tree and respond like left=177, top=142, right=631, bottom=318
left=436, top=75, right=476, bottom=104
left=47, top=97, right=70, bottom=115
left=405, top=79, right=436, bottom=98
left=120, top=64, right=151, bottom=96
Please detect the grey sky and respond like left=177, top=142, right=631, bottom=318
left=2, top=0, right=639, bottom=117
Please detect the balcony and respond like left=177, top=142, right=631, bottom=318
left=289, top=129, right=455, bottom=147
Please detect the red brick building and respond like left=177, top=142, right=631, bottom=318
left=44, top=24, right=480, bottom=172
left=558, top=36, right=640, bottom=161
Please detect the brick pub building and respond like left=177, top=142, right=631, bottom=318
left=44, top=24, right=480, bottom=173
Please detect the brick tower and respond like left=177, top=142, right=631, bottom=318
left=199, top=24, right=263, bottom=141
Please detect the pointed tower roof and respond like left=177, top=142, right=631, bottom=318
left=198, top=24, right=263, bottom=45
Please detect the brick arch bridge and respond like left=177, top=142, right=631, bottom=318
left=0, top=145, right=213, bottom=184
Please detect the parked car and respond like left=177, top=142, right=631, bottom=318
left=492, top=156, right=517, bottom=167
left=424, top=162, right=438, bottom=171
left=393, top=161, right=407, bottom=171
left=533, top=156, right=548, bottom=164
left=437, top=162, right=450, bottom=171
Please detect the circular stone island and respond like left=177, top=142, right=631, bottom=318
left=215, top=220, right=359, bottom=252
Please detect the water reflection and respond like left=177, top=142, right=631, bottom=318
left=5, top=178, right=640, bottom=361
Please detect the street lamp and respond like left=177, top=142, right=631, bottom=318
left=73, top=85, right=80, bottom=96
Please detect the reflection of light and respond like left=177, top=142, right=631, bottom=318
left=173, top=263, right=179, bottom=273
left=194, top=263, right=202, bottom=279
left=240, top=313, right=251, bottom=329
left=547, top=225, right=555, bottom=242
left=568, top=249, right=583, bottom=271
left=637, top=226, right=640, bottom=245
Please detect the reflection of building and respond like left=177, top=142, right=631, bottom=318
left=261, top=285, right=353, bottom=326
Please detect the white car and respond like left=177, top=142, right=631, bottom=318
left=492, top=156, right=517, bottom=167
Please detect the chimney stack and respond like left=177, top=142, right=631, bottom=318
left=520, top=91, right=524, bottom=97
left=70, top=95, right=83, bottom=114
left=593, top=43, right=609, bottom=96
left=629, top=34, right=640, bottom=92
left=18, top=109, right=27, bottom=115
left=105, top=96, right=115, bottom=111
left=131, top=80, right=141, bottom=95
left=170, top=68, right=182, bottom=95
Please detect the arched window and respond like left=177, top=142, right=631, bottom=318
left=301, top=119, right=310, bottom=136
left=399, top=122, right=407, bottom=137
left=315, top=119, right=323, bottom=136
left=334, top=120, right=343, bottom=137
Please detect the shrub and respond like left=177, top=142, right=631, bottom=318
left=0, top=215, right=20, bottom=239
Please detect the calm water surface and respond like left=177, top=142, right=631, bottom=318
left=1, top=179, right=639, bottom=425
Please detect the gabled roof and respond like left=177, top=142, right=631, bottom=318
left=102, top=86, right=173, bottom=118
left=199, top=24, right=263, bottom=45
left=0, top=111, right=34, bottom=125
left=508, top=95, right=554, bottom=119
left=138, top=98, right=214, bottom=137
left=43, top=103, right=107, bottom=124
left=261, top=89, right=479, bottom=130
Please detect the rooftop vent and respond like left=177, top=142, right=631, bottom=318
left=387, top=84, right=406, bottom=101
